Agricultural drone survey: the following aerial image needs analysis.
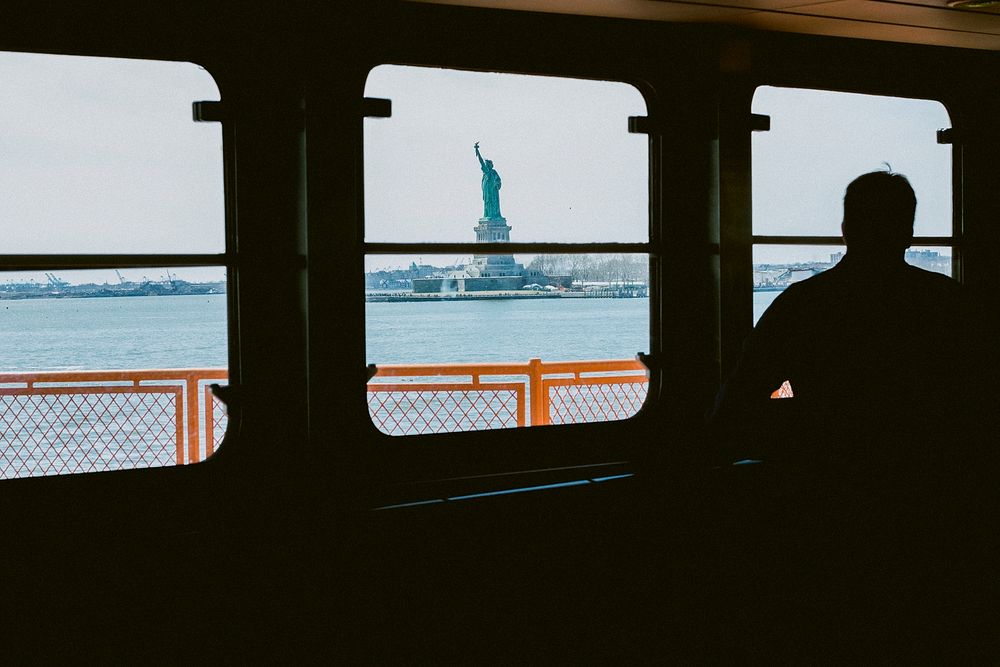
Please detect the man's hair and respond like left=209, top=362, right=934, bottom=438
left=842, top=170, right=916, bottom=253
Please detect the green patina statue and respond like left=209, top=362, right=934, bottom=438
left=474, top=142, right=502, bottom=219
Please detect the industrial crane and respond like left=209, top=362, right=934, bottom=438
left=44, top=273, right=68, bottom=288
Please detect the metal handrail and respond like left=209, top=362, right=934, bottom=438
left=0, top=368, right=229, bottom=465
left=0, top=360, right=648, bottom=479
left=370, top=358, right=648, bottom=429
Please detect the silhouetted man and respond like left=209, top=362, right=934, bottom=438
left=712, top=170, right=988, bottom=469
left=707, top=171, right=996, bottom=643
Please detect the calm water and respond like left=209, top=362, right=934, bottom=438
left=367, top=293, right=782, bottom=365
left=0, top=292, right=776, bottom=462
left=0, top=294, right=228, bottom=372
left=366, top=297, right=650, bottom=365
left=0, top=292, right=778, bottom=372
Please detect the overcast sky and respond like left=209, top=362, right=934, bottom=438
left=0, top=50, right=224, bottom=284
left=0, top=54, right=952, bottom=283
left=365, top=65, right=953, bottom=271
left=752, top=85, right=952, bottom=264
left=364, top=65, right=649, bottom=272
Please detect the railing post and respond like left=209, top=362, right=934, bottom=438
left=516, top=385, right=526, bottom=427
left=174, top=389, right=185, bottom=466
left=204, top=385, right=216, bottom=457
left=528, top=358, right=545, bottom=426
left=186, top=375, right=201, bottom=464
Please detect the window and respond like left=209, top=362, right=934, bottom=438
left=751, top=87, right=953, bottom=323
left=364, top=65, right=650, bottom=436
left=0, top=52, right=229, bottom=479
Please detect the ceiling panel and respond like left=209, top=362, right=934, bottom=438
left=889, top=0, right=1000, bottom=13
left=786, top=0, right=1000, bottom=34
left=409, top=0, right=755, bottom=22
left=735, top=7, right=1000, bottom=46
left=408, top=0, right=1000, bottom=49
left=646, top=0, right=842, bottom=8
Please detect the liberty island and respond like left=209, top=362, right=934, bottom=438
left=367, top=144, right=647, bottom=301
left=408, top=143, right=574, bottom=296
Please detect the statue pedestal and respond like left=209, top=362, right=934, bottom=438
left=471, top=217, right=521, bottom=277
left=474, top=217, right=511, bottom=243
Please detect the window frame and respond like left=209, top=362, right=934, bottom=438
left=308, top=17, right=720, bottom=499
left=0, top=49, right=239, bottom=479
left=720, top=77, right=962, bottom=374
left=357, top=61, right=665, bottom=455
left=750, top=83, right=958, bottom=285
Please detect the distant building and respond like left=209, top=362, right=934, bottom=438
left=833, top=249, right=949, bottom=274
left=788, top=268, right=820, bottom=284
left=751, top=248, right=951, bottom=291
left=365, top=262, right=461, bottom=289
left=904, top=249, right=951, bottom=275
left=753, top=269, right=786, bottom=288
left=412, top=214, right=570, bottom=293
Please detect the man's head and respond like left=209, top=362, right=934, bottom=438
left=841, top=170, right=916, bottom=257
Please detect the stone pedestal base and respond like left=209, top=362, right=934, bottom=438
left=474, top=217, right=511, bottom=243
left=471, top=216, right=523, bottom=278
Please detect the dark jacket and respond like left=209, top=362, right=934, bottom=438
left=711, top=254, right=991, bottom=471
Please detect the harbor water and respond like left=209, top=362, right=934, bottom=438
left=366, top=296, right=650, bottom=365
left=0, top=294, right=228, bottom=372
left=0, top=292, right=784, bottom=466
left=0, top=292, right=781, bottom=371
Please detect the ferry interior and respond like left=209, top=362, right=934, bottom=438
left=2, top=0, right=1000, bottom=660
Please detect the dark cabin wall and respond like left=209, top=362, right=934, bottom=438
left=0, top=1, right=996, bottom=660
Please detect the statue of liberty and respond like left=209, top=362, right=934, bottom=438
left=474, top=142, right=502, bottom=219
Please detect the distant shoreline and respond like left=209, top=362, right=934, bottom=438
left=7, top=286, right=780, bottom=301
left=366, top=290, right=648, bottom=302
left=0, top=286, right=226, bottom=300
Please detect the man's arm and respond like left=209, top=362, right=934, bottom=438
left=708, top=290, right=799, bottom=460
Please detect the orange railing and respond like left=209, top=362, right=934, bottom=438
left=367, top=358, right=648, bottom=436
left=0, top=369, right=228, bottom=479
left=0, top=360, right=647, bottom=478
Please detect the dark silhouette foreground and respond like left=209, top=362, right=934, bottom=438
left=713, top=170, right=991, bottom=465
left=707, top=171, right=998, bottom=647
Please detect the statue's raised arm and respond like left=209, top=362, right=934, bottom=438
left=474, top=142, right=503, bottom=219
left=474, top=142, right=486, bottom=171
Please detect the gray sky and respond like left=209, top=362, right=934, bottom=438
left=0, top=54, right=952, bottom=281
left=752, top=86, right=952, bottom=263
left=364, top=66, right=953, bottom=271
left=0, top=51, right=224, bottom=284
left=364, top=65, right=648, bottom=271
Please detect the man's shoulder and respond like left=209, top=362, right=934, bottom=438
left=755, top=260, right=970, bottom=330
left=753, top=275, right=830, bottom=329
left=898, top=264, right=967, bottom=305
left=809, top=260, right=960, bottom=293
left=770, top=266, right=841, bottom=302
left=903, top=263, right=960, bottom=287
